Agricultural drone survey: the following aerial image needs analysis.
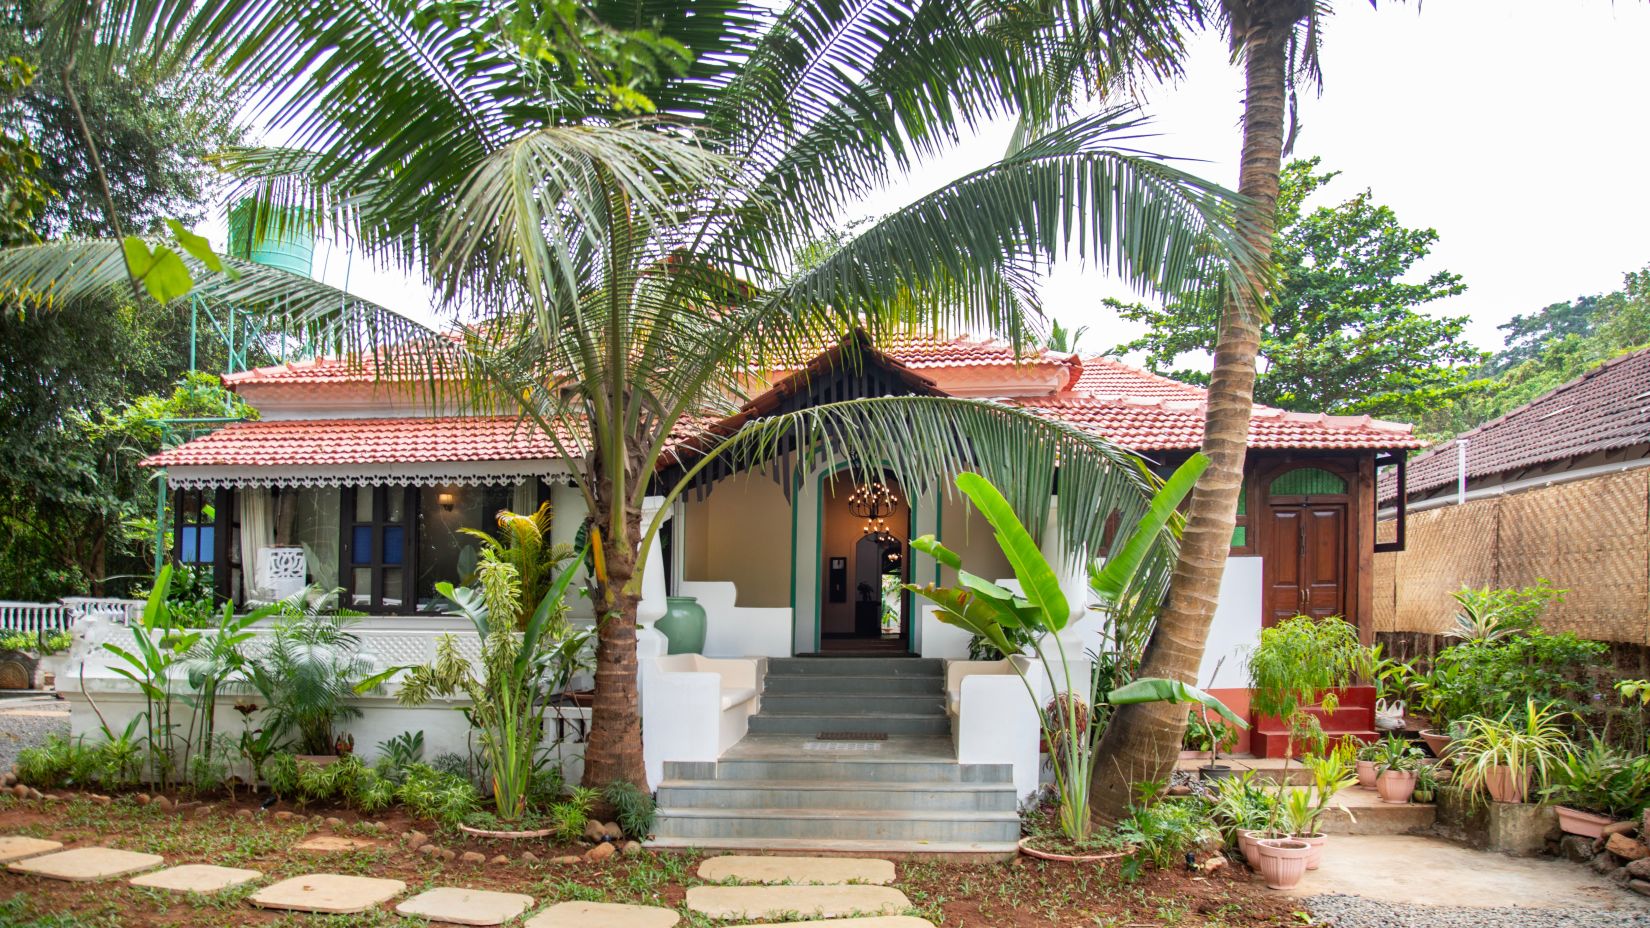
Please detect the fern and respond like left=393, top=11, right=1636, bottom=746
left=603, top=780, right=656, bottom=839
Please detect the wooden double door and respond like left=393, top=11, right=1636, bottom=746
left=1265, top=501, right=1347, bottom=626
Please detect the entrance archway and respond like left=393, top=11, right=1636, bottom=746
left=819, top=474, right=910, bottom=652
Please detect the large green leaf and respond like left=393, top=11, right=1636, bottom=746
left=954, top=471, right=1069, bottom=632
left=906, top=582, right=1017, bottom=659
left=1106, top=677, right=1248, bottom=730
left=1091, top=453, right=1208, bottom=602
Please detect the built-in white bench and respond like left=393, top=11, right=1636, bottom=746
left=640, top=650, right=764, bottom=789
left=946, top=655, right=1042, bottom=804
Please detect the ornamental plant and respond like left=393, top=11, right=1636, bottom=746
left=908, top=462, right=1244, bottom=843
left=1451, top=700, right=1573, bottom=804
left=397, top=539, right=587, bottom=823
left=1245, top=614, right=1369, bottom=758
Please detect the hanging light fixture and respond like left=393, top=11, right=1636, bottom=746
left=848, top=481, right=899, bottom=542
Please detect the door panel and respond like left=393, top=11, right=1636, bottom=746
left=1265, top=503, right=1346, bottom=626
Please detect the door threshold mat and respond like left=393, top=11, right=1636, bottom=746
left=815, top=732, right=889, bottom=741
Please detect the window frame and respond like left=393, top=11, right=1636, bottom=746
left=340, top=485, right=420, bottom=615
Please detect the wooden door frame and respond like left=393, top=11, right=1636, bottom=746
left=1253, top=455, right=1373, bottom=645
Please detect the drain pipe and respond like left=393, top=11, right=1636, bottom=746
left=1456, top=439, right=1469, bottom=506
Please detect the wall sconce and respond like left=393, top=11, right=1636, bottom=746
left=438, top=492, right=455, bottom=511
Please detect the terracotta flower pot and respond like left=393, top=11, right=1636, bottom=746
left=1355, top=759, right=1377, bottom=789
left=1255, top=838, right=1312, bottom=890
left=1238, top=829, right=1284, bottom=870
left=1419, top=729, right=1452, bottom=759
left=1292, top=831, right=1327, bottom=870
left=1485, top=764, right=1529, bottom=804
left=1554, top=806, right=1615, bottom=839
left=1375, top=769, right=1418, bottom=804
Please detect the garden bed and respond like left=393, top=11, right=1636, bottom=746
left=0, top=791, right=1298, bottom=927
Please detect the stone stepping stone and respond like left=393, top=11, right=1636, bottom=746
left=294, top=835, right=379, bottom=853
left=729, top=911, right=937, bottom=918
left=249, top=873, right=406, bottom=914
left=129, top=864, right=262, bottom=894
left=698, top=855, right=896, bottom=885
left=7, top=847, right=165, bottom=882
left=0, top=836, right=62, bottom=863
left=396, top=887, right=536, bottom=925
left=685, top=885, right=910, bottom=920
left=523, top=901, right=681, bottom=928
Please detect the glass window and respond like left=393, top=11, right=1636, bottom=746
left=417, top=484, right=515, bottom=611
left=1270, top=467, right=1347, bottom=497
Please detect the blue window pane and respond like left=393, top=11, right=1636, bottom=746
left=352, top=525, right=373, bottom=564
left=198, top=526, right=214, bottom=560
left=383, top=526, right=405, bottom=565
left=180, top=527, right=198, bottom=563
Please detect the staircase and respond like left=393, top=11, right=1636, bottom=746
left=651, top=657, right=1022, bottom=854
left=1251, top=686, right=1380, bottom=758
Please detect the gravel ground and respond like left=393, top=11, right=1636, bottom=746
left=0, top=696, right=68, bottom=775
left=1305, top=894, right=1650, bottom=928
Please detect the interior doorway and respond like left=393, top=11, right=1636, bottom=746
left=818, top=473, right=910, bottom=652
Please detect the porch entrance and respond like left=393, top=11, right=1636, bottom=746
left=1262, top=466, right=1351, bottom=626
left=818, top=475, right=910, bottom=653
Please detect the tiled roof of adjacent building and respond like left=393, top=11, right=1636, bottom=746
left=1073, top=356, right=1208, bottom=400
left=1017, top=395, right=1423, bottom=452
left=142, top=417, right=581, bottom=468
left=1389, top=346, right=1650, bottom=499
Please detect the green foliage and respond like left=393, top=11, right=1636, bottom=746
left=374, top=731, right=425, bottom=779
left=1111, top=157, right=1479, bottom=421
left=243, top=608, right=376, bottom=755
left=602, top=779, right=657, bottom=840
left=1183, top=709, right=1238, bottom=754
left=457, top=503, right=576, bottom=633
left=1115, top=797, right=1217, bottom=873
left=1206, top=773, right=1277, bottom=841
left=0, top=629, right=70, bottom=654
left=1447, top=581, right=1565, bottom=642
left=1245, top=615, right=1368, bottom=754
left=1417, top=629, right=1605, bottom=730
left=550, top=786, right=599, bottom=844
left=1543, top=736, right=1650, bottom=820
left=1371, top=735, right=1424, bottom=774
left=0, top=56, right=53, bottom=245
left=395, top=763, right=482, bottom=828
left=1451, top=700, right=1573, bottom=803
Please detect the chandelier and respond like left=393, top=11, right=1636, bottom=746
left=848, top=481, right=899, bottom=541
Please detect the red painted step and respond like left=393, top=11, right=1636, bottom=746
left=1250, top=686, right=1381, bottom=759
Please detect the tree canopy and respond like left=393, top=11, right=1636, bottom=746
left=1109, top=157, right=1480, bottom=421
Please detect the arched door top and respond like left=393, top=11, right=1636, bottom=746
left=1267, top=466, right=1348, bottom=498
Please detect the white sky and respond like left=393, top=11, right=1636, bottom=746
left=210, top=0, right=1650, bottom=363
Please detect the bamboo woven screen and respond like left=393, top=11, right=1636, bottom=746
left=1374, top=468, right=1649, bottom=644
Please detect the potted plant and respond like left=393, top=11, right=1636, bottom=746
left=1187, top=707, right=1239, bottom=780
left=396, top=537, right=587, bottom=834
left=1372, top=735, right=1424, bottom=804
left=1450, top=700, right=1571, bottom=805
left=1291, top=745, right=1358, bottom=869
left=1245, top=613, right=1368, bottom=769
left=910, top=464, right=1247, bottom=858
left=1209, top=774, right=1278, bottom=869
left=1543, top=736, right=1648, bottom=839
left=1412, top=763, right=1439, bottom=804
left=1254, top=837, right=1312, bottom=890
left=1354, top=742, right=1380, bottom=789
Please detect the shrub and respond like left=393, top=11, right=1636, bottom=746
left=396, top=763, right=479, bottom=828
left=1116, top=796, right=1218, bottom=876
left=550, top=786, right=600, bottom=844
left=0, top=630, right=71, bottom=654
left=16, top=735, right=81, bottom=788
left=603, top=780, right=656, bottom=839
left=1543, top=736, right=1650, bottom=820
left=1420, top=630, right=1605, bottom=732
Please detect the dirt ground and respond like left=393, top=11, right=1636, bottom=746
left=0, top=790, right=1302, bottom=927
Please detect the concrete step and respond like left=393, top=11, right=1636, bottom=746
left=656, top=779, right=1018, bottom=813
left=652, top=807, right=1021, bottom=843
left=767, top=657, right=943, bottom=677
left=1315, top=786, right=1437, bottom=835
left=763, top=673, right=945, bottom=695
left=667, top=758, right=1013, bottom=785
left=1252, top=728, right=1379, bottom=758
left=646, top=834, right=1019, bottom=857
left=747, top=713, right=951, bottom=736
left=758, top=693, right=946, bottom=716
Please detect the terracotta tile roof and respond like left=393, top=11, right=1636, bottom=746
left=142, top=417, right=583, bottom=468
left=1072, top=356, right=1208, bottom=400
left=222, top=335, right=466, bottom=387
left=1388, top=347, right=1650, bottom=499
left=1017, top=395, right=1424, bottom=453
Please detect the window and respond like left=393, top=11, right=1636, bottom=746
left=1269, top=467, right=1347, bottom=497
left=417, top=484, right=518, bottom=608
left=341, top=486, right=419, bottom=613
left=1231, top=484, right=1249, bottom=550
left=173, top=490, right=217, bottom=565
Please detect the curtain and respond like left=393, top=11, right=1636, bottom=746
left=240, top=488, right=274, bottom=600
left=513, top=479, right=537, bottom=516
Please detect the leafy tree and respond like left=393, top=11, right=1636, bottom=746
left=0, top=55, right=52, bottom=245
left=1110, top=158, right=1479, bottom=420
left=10, top=0, right=1255, bottom=792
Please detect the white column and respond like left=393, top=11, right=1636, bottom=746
left=637, top=495, right=669, bottom=625
left=1036, top=494, right=1094, bottom=695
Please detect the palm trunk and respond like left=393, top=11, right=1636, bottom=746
left=1088, top=5, right=1293, bottom=824
left=580, top=495, right=648, bottom=790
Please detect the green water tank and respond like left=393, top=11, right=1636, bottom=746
left=226, top=199, right=315, bottom=277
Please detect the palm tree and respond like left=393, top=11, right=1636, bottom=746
left=6, top=0, right=1259, bottom=790
left=1081, top=0, right=1364, bottom=822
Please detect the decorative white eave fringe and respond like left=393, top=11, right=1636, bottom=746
left=161, top=460, right=581, bottom=490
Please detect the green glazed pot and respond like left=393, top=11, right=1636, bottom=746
left=656, top=596, right=707, bottom=655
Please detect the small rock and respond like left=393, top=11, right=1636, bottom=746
left=194, top=805, right=215, bottom=818
left=1, top=772, right=15, bottom=786
left=310, top=814, right=326, bottom=825
left=437, top=848, right=456, bottom=861
left=489, top=854, right=510, bottom=866
left=1602, top=820, right=1639, bottom=839
left=1560, top=835, right=1596, bottom=862
left=1167, top=784, right=1192, bottom=796
left=273, top=810, right=296, bottom=821
left=552, top=855, right=581, bottom=865
left=520, top=851, right=539, bottom=864
left=584, top=842, right=616, bottom=862
left=153, top=796, right=173, bottom=812
left=1201, top=856, right=1228, bottom=873
left=1592, top=854, right=1618, bottom=874
left=1608, top=866, right=1632, bottom=886
left=1628, top=879, right=1650, bottom=898
left=460, top=851, right=485, bottom=865
left=418, top=843, right=441, bottom=857
left=1606, top=833, right=1648, bottom=861
left=365, top=821, right=385, bottom=832
left=1626, top=857, right=1650, bottom=879
left=134, top=793, right=151, bottom=805
left=621, top=841, right=642, bottom=857
left=405, top=832, right=428, bottom=851
left=325, top=817, right=344, bottom=829
left=9, top=783, right=25, bottom=798
left=41, top=793, right=59, bottom=802
left=583, top=820, right=606, bottom=842
left=601, top=822, right=623, bottom=841
left=236, top=808, right=253, bottom=819
left=25, top=788, right=41, bottom=801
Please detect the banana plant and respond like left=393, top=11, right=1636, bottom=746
left=101, top=565, right=198, bottom=789
left=908, top=460, right=1244, bottom=842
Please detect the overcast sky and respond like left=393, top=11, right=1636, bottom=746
left=223, top=0, right=1650, bottom=363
